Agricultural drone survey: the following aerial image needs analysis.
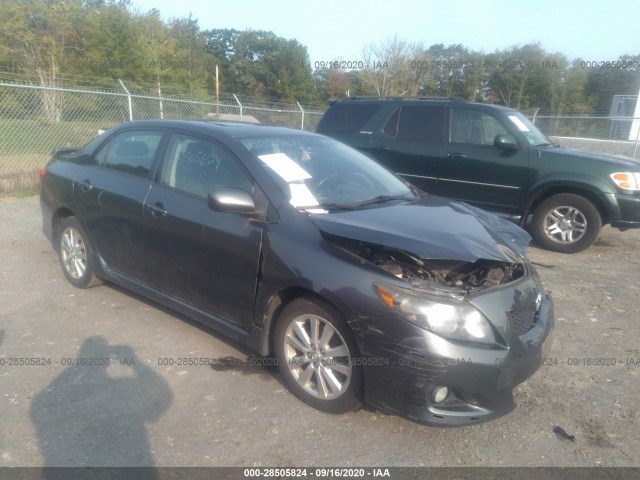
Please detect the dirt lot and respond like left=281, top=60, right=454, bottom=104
left=0, top=195, right=639, bottom=468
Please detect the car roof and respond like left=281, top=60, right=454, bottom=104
left=116, top=119, right=316, bottom=139
left=329, top=96, right=516, bottom=111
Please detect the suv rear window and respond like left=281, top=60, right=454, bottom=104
left=316, top=104, right=379, bottom=133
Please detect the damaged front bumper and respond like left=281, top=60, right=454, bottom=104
left=359, top=273, right=554, bottom=426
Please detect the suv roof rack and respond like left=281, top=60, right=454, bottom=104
left=336, top=96, right=469, bottom=103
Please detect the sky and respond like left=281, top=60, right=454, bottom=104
left=131, top=0, right=640, bottom=64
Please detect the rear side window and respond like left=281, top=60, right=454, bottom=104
left=383, top=106, right=445, bottom=142
left=316, top=104, right=379, bottom=133
left=96, top=130, right=163, bottom=178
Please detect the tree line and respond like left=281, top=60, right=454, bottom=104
left=0, top=0, right=638, bottom=118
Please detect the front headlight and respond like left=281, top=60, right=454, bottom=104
left=374, top=282, right=497, bottom=345
left=610, top=172, right=640, bottom=191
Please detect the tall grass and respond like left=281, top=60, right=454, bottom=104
left=0, top=170, right=40, bottom=197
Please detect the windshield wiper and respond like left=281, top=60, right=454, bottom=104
left=314, top=202, right=358, bottom=211
left=352, top=194, right=414, bottom=208
left=313, top=194, right=413, bottom=212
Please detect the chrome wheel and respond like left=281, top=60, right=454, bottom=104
left=60, top=226, right=88, bottom=279
left=543, top=206, right=587, bottom=244
left=282, top=314, right=352, bottom=400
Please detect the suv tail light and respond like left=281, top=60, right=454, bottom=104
left=39, top=168, right=46, bottom=184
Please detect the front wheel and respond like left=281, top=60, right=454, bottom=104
left=274, top=297, right=363, bottom=414
left=531, top=193, right=602, bottom=253
left=57, top=217, right=102, bottom=288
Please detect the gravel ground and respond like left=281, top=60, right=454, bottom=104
left=0, top=195, right=639, bottom=468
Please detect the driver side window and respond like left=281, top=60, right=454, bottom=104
left=161, top=134, right=253, bottom=198
left=450, top=109, right=509, bottom=146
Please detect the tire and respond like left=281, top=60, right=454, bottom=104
left=531, top=193, right=602, bottom=253
left=274, top=297, right=363, bottom=414
left=57, top=217, right=102, bottom=288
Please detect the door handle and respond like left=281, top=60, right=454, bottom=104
left=447, top=153, right=467, bottom=159
left=145, top=202, right=167, bottom=217
left=377, top=145, right=391, bottom=151
left=78, top=179, right=93, bottom=192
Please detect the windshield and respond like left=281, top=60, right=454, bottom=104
left=240, top=135, right=415, bottom=211
left=506, top=111, right=552, bottom=146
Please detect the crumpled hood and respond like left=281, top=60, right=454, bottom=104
left=309, top=195, right=531, bottom=263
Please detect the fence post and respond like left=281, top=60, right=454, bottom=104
left=634, top=117, right=640, bottom=159
left=118, top=79, right=133, bottom=121
left=233, top=94, right=243, bottom=122
left=296, top=101, right=304, bottom=130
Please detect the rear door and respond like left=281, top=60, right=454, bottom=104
left=73, top=128, right=166, bottom=282
left=141, top=132, right=265, bottom=329
left=439, top=107, right=531, bottom=213
left=370, top=105, right=445, bottom=193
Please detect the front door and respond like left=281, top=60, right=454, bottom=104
left=439, top=107, right=532, bottom=213
left=142, top=132, right=265, bottom=329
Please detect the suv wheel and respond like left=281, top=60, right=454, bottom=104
left=57, top=217, right=102, bottom=288
left=531, top=194, right=602, bottom=253
left=274, top=297, right=363, bottom=414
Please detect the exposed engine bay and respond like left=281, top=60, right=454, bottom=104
left=330, top=236, right=525, bottom=292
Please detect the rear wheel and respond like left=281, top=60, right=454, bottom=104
left=531, top=193, right=602, bottom=253
left=274, top=297, right=363, bottom=414
left=57, top=217, right=102, bottom=288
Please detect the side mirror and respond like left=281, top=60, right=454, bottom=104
left=494, top=134, right=519, bottom=151
left=208, top=188, right=255, bottom=214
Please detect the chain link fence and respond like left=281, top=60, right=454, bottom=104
left=1, top=81, right=638, bottom=190
left=0, top=82, right=325, bottom=177
left=531, top=115, right=640, bottom=159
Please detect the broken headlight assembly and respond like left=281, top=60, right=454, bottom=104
left=374, top=282, right=498, bottom=346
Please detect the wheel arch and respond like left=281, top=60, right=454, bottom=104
left=523, top=184, right=611, bottom=226
left=52, top=208, right=101, bottom=261
left=259, top=287, right=358, bottom=359
left=51, top=207, right=76, bottom=251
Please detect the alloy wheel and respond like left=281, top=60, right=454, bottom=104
left=60, top=226, right=88, bottom=279
left=282, top=314, right=352, bottom=400
left=543, top=206, right=587, bottom=244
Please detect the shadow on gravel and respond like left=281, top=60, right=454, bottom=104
left=29, top=336, right=172, bottom=475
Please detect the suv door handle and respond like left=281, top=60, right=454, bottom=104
left=377, top=145, right=391, bottom=151
left=145, top=202, right=167, bottom=217
left=78, top=179, right=93, bottom=192
left=447, top=153, right=467, bottom=159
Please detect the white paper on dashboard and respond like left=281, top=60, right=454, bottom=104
left=258, top=153, right=312, bottom=182
left=289, top=183, right=319, bottom=207
left=508, top=115, right=530, bottom=132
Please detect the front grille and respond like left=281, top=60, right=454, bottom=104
left=507, top=306, right=536, bottom=336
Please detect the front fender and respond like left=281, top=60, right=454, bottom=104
left=521, top=173, right=618, bottom=220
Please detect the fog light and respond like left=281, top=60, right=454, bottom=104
left=432, top=386, right=449, bottom=404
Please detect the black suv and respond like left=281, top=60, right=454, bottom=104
left=316, top=97, right=640, bottom=253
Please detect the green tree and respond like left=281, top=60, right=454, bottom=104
left=166, top=14, right=212, bottom=97
left=585, top=54, right=640, bottom=114
left=0, top=0, right=85, bottom=120
left=204, top=29, right=316, bottom=102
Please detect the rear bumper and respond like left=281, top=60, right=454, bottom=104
left=360, top=277, right=554, bottom=426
